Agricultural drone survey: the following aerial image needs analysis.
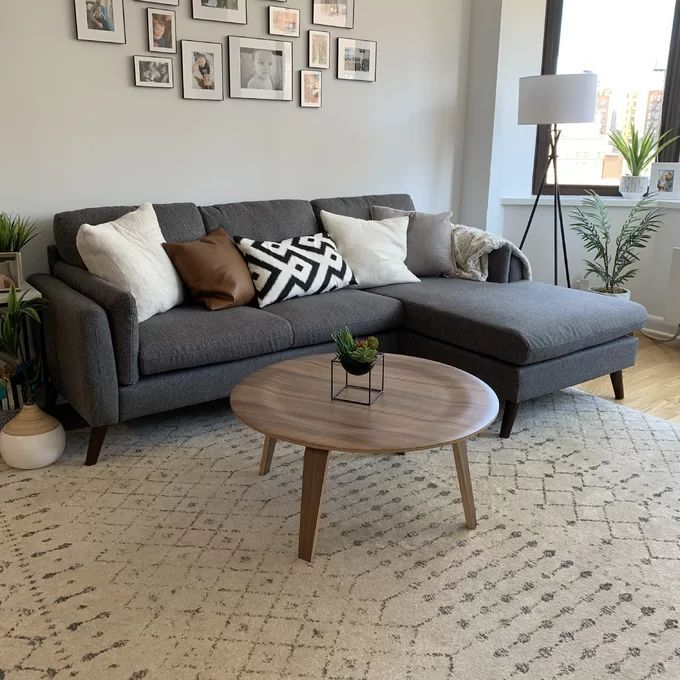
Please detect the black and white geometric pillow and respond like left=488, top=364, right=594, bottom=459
left=234, top=233, right=355, bottom=308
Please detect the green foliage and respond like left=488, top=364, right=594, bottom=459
left=330, top=327, right=380, bottom=364
left=608, top=126, right=680, bottom=177
left=570, top=192, right=663, bottom=294
left=0, top=213, right=39, bottom=253
left=0, top=286, right=45, bottom=404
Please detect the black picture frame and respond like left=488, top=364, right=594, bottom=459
left=181, top=40, right=225, bottom=101
left=337, top=37, right=377, bottom=82
left=191, top=0, right=248, bottom=24
left=74, top=0, right=126, bottom=44
left=147, top=8, right=177, bottom=54
left=133, top=55, right=174, bottom=88
left=301, top=69, right=322, bottom=108
left=269, top=6, right=301, bottom=38
left=312, top=0, right=355, bottom=29
left=308, top=29, right=330, bottom=69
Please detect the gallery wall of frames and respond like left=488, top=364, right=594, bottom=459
left=74, top=0, right=377, bottom=109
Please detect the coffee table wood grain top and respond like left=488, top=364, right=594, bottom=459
left=230, top=353, right=499, bottom=454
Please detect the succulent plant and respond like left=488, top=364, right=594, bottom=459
left=331, top=327, right=380, bottom=364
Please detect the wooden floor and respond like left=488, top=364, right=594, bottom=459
left=578, top=333, right=680, bottom=423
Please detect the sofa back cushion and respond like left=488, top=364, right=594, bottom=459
left=310, top=194, right=415, bottom=223
left=54, top=203, right=206, bottom=268
left=200, top=199, right=319, bottom=242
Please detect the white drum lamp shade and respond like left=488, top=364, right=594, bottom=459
left=518, top=73, right=598, bottom=125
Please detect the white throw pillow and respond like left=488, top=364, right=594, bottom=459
left=320, top=211, right=420, bottom=288
left=76, top=203, right=184, bottom=323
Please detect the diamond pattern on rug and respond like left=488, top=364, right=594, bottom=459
left=0, top=389, right=679, bottom=679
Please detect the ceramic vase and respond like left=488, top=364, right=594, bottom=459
left=0, top=404, right=65, bottom=469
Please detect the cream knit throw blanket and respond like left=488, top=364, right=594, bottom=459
left=451, top=224, right=532, bottom=282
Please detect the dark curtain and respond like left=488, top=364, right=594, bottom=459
left=660, top=0, right=680, bottom=162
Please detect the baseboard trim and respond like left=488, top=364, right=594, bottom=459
left=643, top=315, right=680, bottom=338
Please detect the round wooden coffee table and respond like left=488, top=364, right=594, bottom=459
left=230, top=353, right=499, bottom=562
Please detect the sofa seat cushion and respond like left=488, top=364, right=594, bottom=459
left=138, top=305, right=294, bottom=375
left=265, top=289, right=404, bottom=348
left=369, top=278, right=647, bottom=365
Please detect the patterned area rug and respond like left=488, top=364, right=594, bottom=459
left=1, top=389, right=679, bottom=680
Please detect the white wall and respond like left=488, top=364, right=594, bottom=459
left=0, top=0, right=471, bottom=275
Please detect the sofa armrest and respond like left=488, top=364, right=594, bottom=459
left=28, top=274, right=119, bottom=427
left=487, top=245, right=524, bottom=283
left=52, top=262, right=139, bottom=385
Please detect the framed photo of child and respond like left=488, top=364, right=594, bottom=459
left=192, top=0, right=247, bottom=24
left=312, top=0, right=354, bottom=29
left=0, top=253, right=23, bottom=294
left=134, top=56, right=174, bottom=88
left=337, top=37, right=377, bottom=82
left=309, top=30, right=330, bottom=69
left=301, top=70, right=322, bottom=108
left=649, top=162, right=680, bottom=200
left=228, top=36, right=293, bottom=102
left=181, top=40, right=224, bottom=101
left=269, top=6, right=300, bottom=37
left=147, top=8, right=176, bottom=54
left=74, top=0, right=126, bottom=43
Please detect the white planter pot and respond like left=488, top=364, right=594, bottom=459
left=592, top=287, right=632, bottom=301
left=0, top=404, right=65, bottom=470
left=619, top=175, right=648, bottom=200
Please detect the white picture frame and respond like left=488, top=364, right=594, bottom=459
left=337, top=37, right=377, bottom=82
left=135, top=0, right=178, bottom=4
left=134, top=56, right=174, bottom=89
left=147, top=8, right=176, bottom=54
left=308, top=30, right=330, bottom=69
left=269, top=6, right=300, bottom=38
left=228, top=36, right=294, bottom=102
left=301, top=70, right=322, bottom=108
left=74, top=0, right=126, bottom=44
left=191, top=0, right=247, bottom=24
left=649, top=162, right=680, bottom=200
left=181, top=40, right=224, bottom=101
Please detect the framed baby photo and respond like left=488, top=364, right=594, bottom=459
left=181, top=40, right=224, bottom=101
left=649, top=162, right=680, bottom=200
left=74, top=0, right=126, bottom=43
left=309, top=30, right=330, bottom=69
left=228, top=36, right=293, bottom=101
left=269, top=6, right=300, bottom=38
left=192, top=0, right=247, bottom=24
left=134, top=56, right=174, bottom=88
left=301, top=70, right=322, bottom=108
left=0, top=253, right=23, bottom=294
left=313, top=0, right=354, bottom=29
left=337, top=37, right=377, bottom=82
left=147, top=8, right=176, bottom=54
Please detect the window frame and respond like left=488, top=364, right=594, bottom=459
left=533, top=0, right=680, bottom=196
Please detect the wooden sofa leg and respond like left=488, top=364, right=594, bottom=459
left=610, top=370, right=625, bottom=400
left=85, top=426, right=108, bottom=466
left=500, top=401, right=519, bottom=439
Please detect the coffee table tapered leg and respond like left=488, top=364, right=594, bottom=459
left=259, top=435, right=277, bottom=476
left=453, top=440, right=477, bottom=529
left=299, top=447, right=330, bottom=562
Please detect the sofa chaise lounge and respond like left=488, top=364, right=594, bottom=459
left=28, top=194, right=647, bottom=465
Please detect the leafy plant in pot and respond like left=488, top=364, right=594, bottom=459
left=331, top=327, right=380, bottom=376
left=608, top=126, right=680, bottom=199
left=0, top=286, right=65, bottom=470
left=570, top=192, right=663, bottom=300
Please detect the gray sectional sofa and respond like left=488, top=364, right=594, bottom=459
left=28, top=194, right=648, bottom=465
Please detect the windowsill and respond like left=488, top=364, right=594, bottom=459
left=502, top=196, right=680, bottom=210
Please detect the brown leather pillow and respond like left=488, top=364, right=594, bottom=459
left=162, top=229, right=256, bottom=310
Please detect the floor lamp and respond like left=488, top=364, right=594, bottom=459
left=517, top=73, right=598, bottom=287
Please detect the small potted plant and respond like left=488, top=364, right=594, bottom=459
left=331, top=327, right=380, bottom=375
left=609, top=126, right=680, bottom=199
left=570, top=191, right=663, bottom=300
left=0, top=286, right=65, bottom=470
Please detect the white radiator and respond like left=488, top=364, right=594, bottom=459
left=667, top=247, right=680, bottom=323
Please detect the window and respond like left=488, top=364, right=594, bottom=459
left=534, top=0, right=680, bottom=194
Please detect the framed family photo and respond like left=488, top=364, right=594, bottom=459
left=313, top=0, right=354, bottom=29
left=649, top=162, right=680, bottom=200
left=0, top=254, right=23, bottom=294
left=337, top=37, right=377, bottom=82
left=192, top=0, right=247, bottom=24
left=309, top=30, right=330, bottom=69
left=228, top=36, right=293, bottom=101
left=181, top=40, right=224, bottom=100
left=148, top=8, right=176, bottom=53
left=301, top=70, right=322, bottom=108
left=269, top=6, right=300, bottom=37
left=74, top=0, right=126, bottom=43
left=134, top=56, right=174, bottom=88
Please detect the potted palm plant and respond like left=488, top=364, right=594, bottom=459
left=609, top=126, right=680, bottom=199
left=571, top=192, right=663, bottom=300
left=0, top=286, right=65, bottom=469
